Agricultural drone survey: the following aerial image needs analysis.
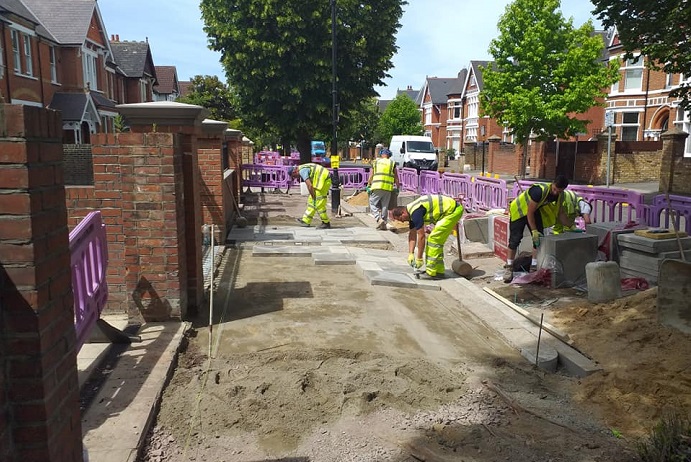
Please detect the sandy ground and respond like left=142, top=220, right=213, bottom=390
left=137, top=192, right=689, bottom=462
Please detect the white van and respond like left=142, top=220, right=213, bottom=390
left=389, top=135, right=438, bottom=171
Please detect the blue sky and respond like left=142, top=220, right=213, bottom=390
left=97, top=0, right=602, bottom=100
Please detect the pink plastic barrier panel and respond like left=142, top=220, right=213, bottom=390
left=473, top=177, right=507, bottom=211
left=70, top=211, right=109, bottom=352
left=441, top=173, right=473, bottom=209
left=241, top=164, right=292, bottom=189
left=328, top=168, right=368, bottom=190
left=650, top=194, right=691, bottom=232
left=419, top=170, right=441, bottom=194
left=399, top=167, right=419, bottom=193
left=568, top=185, right=644, bottom=225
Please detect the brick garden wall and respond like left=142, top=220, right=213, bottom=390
left=63, top=144, right=94, bottom=185
left=0, top=104, right=83, bottom=461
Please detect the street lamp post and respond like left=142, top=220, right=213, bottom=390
left=480, top=125, right=486, bottom=176
left=330, top=0, right=341, bottom=213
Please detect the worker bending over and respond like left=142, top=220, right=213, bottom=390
left=289, top=163, right=332, bottom=229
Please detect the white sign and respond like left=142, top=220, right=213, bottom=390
left=605, top=110, right=614, bottom=127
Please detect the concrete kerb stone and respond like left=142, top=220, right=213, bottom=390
left=445, top=278, right=600, bottom=377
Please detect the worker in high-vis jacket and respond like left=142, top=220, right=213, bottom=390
left=289, top=163, right=332, bottom=229
left=366, top=148, right=400, bottom=230
left=391, top=194, right=464, bottom=279
left=539, top=189, right=593, bottom=235
left=504, top=175, right=569, bottom=283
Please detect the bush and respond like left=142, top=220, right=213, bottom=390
left=637, top=412, right=691, bottom=462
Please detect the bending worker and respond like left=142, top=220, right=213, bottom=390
left=391, top=194, right=464, bottom=279
left=553, top=190, right=592, bottom=234
left=504, top=175, right=569, bottom=283
left=366, top=148, right=400, bottom=230
left=289, top=163, right=332, bottom=229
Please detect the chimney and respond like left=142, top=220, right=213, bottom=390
left=116, top=34, right=120, bottom=41
left=407, top=85, right=412, bottom=90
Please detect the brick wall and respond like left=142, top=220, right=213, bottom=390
left=660, top=128, right=691, bottom=195
left=488, top=143, right=522, bottom=176
left=0, top=103, right=83, bottom=461
left=63, top=144, right=94, bottom=185
left=198, top=136, right=225, bottom=243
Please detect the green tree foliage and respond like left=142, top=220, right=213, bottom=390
left=480, top=0, right=619, bottom=146
left=176, top=75, right=237, bottom=123
left=592, top=0, right=691, bottom=109
left=376, top=94, right=424, bottom=144
left=338, top=97, right=381, bottom=146
left=200, top=0, right=404, bottom=162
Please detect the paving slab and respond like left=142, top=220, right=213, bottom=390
left=618, top=233, right=691, bottom=253
left=313, top=253, right=356, bottom=265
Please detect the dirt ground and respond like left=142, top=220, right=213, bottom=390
left=138, top=192, right=690, bottom=462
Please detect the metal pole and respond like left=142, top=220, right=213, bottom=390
left=481, top=142, right=485, bottom=176
left=330, top=0, right=340, bottom=213
left=208, top=224, right=214, bottom=359
left=606, top=125, right=612, bottom=187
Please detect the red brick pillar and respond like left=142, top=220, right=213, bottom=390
left=225, top=129, right=243, bottom=201
left=116, top=102, right=208, bottom=319
left=198, top=120, right=229, bottom=243
left=660, top=128, right=689, bottom=194
left=0, top=104, right=83, bottom=461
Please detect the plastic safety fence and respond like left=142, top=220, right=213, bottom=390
left=69, top=211, right=109, bottom=352
left=441, top=173, right=473, bottom=210
left=328, top=167, right=369, bottom=190
left=242, top=164, right=292, bottom=190
left=399, top=167, right=419, bottom=193
left=649, top=194, right=691, bottom=232
left=513, top=180, right=646, bottom=225
left=419, top=170, right=441, bottom=194
left=472, top=176, right=508, bottom=211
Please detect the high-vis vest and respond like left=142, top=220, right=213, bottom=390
left=562, top=190, right=584, bottom=218
left=406, top=195, right=458, bottom=224
left=370, top=158, right=396, bottom=191
left=509, top=183, right=552, bottom=221
left=299, top=163, right=331, bottom=190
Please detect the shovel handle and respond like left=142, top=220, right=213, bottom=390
left=665, top=192, right=687, bottom=262
left=456, top=222, right=463, bottom=261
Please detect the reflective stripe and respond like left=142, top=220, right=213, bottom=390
left=406, top=194, right=458, bottom=223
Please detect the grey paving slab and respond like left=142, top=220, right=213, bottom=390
left=463, top=216, right=490, bottom=243
left=618, top=233, right=691, bottom=253
left=313, top=253, right=356, bottom=265
left=252, top=246, right=315, bottom=257
left=367, top=271, right=441, bottom=290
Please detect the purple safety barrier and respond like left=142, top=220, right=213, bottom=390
left=473, top=176, right=508, bottom=211
left=399, top=167, right=419, bottom=193
left=241, top=164, right=292, bottom=190
left=70, top=211, right=109, bottom=352
left=328, top=167, right=369, bottom=190
left=512, top=180, right=645, bottom=225
left=650, top=194, right=691, bottom=232
left=419, top=170, right=441, bottom=194
left=441, top=173, right=473, bottom=209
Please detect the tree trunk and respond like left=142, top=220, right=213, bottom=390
left=297, top=131, right=311, bottom=165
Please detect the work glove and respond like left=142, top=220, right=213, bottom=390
left=531, top=230, right=543, bottom=248
left=414, top=258, right=424, bottom=269
left=366, top=186, right=371, bottom=195
left=407, top=253, right=415, bottom=266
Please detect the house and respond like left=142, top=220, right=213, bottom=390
left=178, top=80, right=192, bottom=99
left=153, top=65, right=179, bottom=101
left=458, top=61, right=506, bottom=144
left=419, top=76, right=457, bottom=149
left=445, top=69, right=467, bottom=154
left=109, top=37, right=157, bottom=105
left=604, top=27, right=688, bottom=147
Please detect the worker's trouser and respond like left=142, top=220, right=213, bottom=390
left=425, top=204, right=464, bottom=276
left=302, top=182, right=331, bottom=225
left=369, top=189, right=392, bottom=222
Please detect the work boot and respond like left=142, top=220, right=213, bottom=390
left=296, top=218, right=310, bottom=227
left=317, top=222, right=331, bottom=229
left=376, top=220, right=387, bottom=230
left=503, top=264, right=514, bottom=283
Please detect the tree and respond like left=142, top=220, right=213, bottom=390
left=480, top=0, right=619, bottom=176
left=591, top=0, right=691, bottom=109
left=200, top=0, right=405, bottom=162
left=338, top=97, right=381, bottom=149
left=176, top=75, right=238, bottom=123
left=376, top=94, right=424, bottom=145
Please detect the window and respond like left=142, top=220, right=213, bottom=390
left=11, top=30, right=21, bottom=73
left=666, top=73, right=675, bottom=88
left=453, top=104, right=461, bottom=119
left=623, top=57, right=643, bottom=91
left=140, top=80, right=147, bottom=102
left=424, top=107, right=431, bottom=125
left=621, top=112, right=639, bottom=141
left=83, top=50, right=98, bottom=90
left=22, top=34, right=32, bottom=76
left=49, top=46, right=57, bottom=82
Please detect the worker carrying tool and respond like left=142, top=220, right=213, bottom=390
left=289, top=163, right=332, bottom=229
left=504, top=175, right=569, bottom=283
left=391, top=194, right=464, bottom=279
left=366, top=148, right=400, bottom=231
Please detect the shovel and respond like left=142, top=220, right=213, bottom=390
left=657, top=193, right=691, bottom=334
left=452, top=222, right=473, bottom=277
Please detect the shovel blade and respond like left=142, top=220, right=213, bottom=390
left=452, top=259, right=473, bottom=277
left=658, top=259, right=691, bottom=334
